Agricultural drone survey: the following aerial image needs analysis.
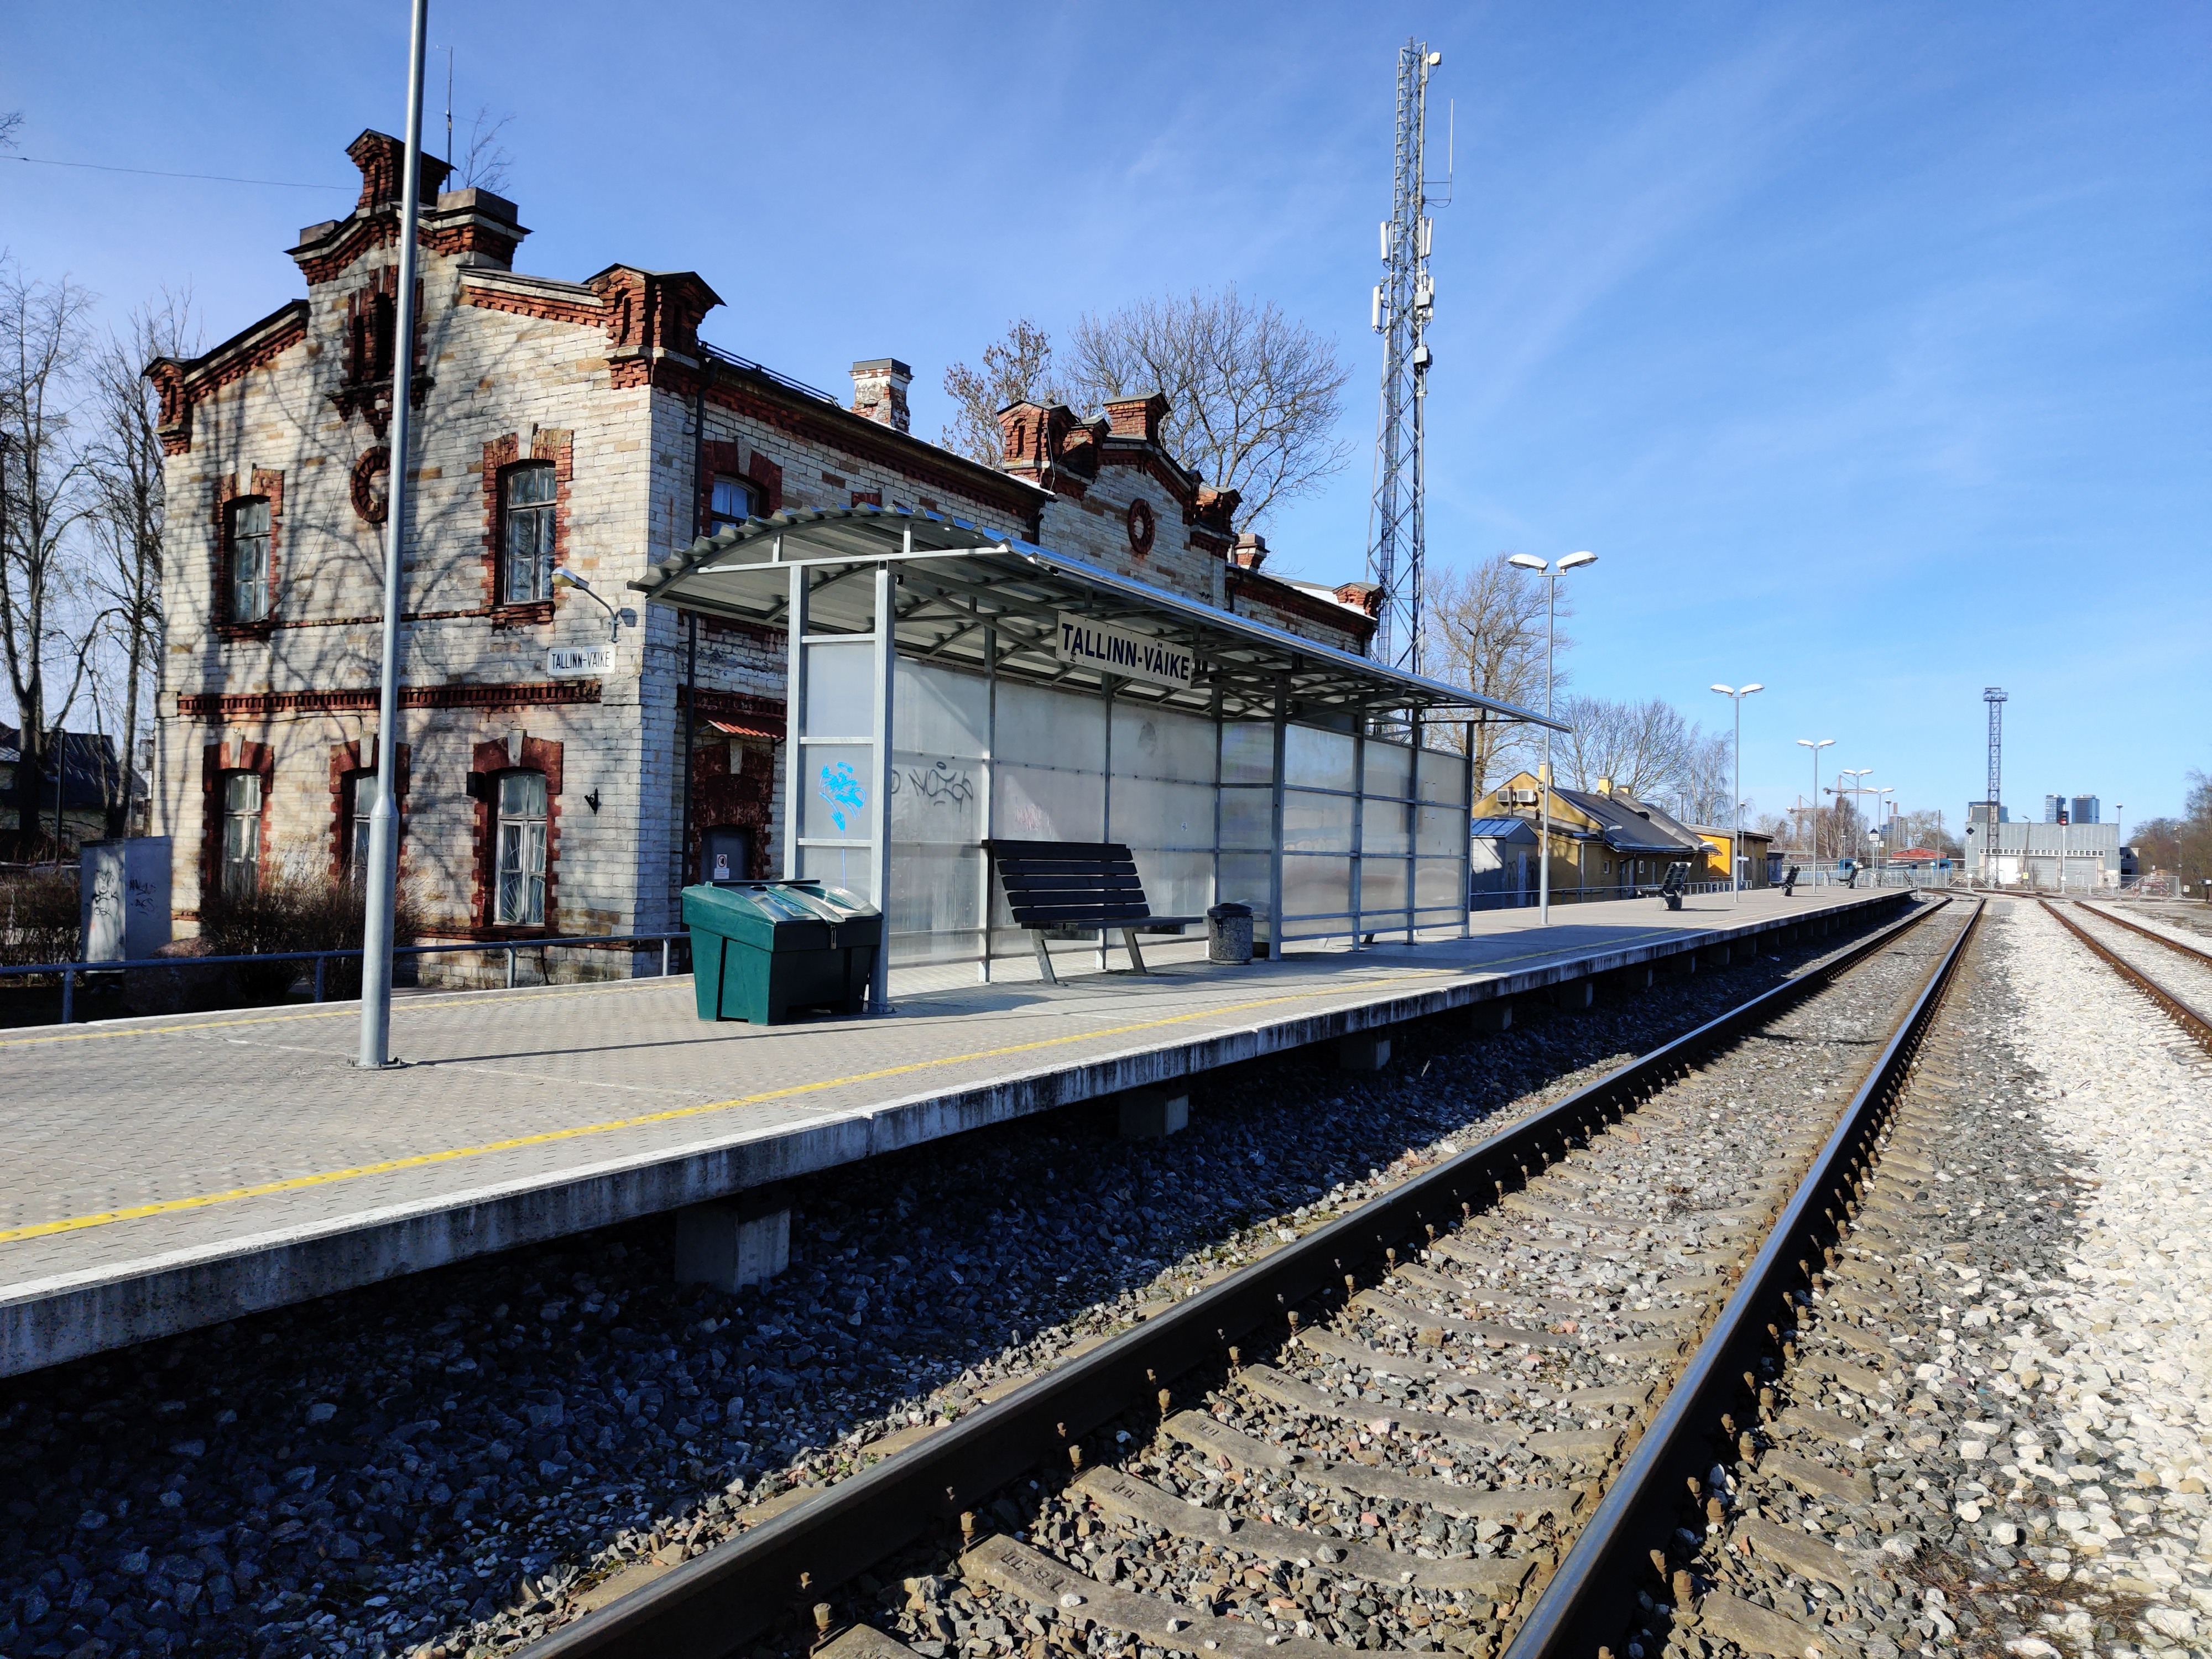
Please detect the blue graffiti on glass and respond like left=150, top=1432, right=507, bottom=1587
left=818, top=761, right=867, bottom=832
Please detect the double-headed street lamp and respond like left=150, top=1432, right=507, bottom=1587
left=1796, top=738, right=1834, bottom=862
left=1507, top=551, right=1596, bottom=925
left=1710, top=683, right=1763, bottom=903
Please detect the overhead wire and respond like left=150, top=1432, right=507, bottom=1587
left=7, top=154, right=346, bottom=191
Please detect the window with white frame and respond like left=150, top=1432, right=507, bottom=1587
left=501, top=463, right=557, bottom=604
left=222, top=771, right=263, bottom=897
left=226, top=498, right=272, bottom=622
left=494, top=770, right=548, bottom=926
left=708, top=474, right=755, bottom=536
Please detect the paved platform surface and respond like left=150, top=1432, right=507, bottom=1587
left=0, top=886, right=1911, bottom=1375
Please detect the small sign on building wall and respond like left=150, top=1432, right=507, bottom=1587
left=547, top=644, right=615, bottom=679
left=1054, top=613, right=1194, bottom=690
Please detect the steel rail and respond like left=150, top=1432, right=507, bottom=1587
left=2043, top=899, right=2212, bottom=1053
left=1502, top=894, right=1981, bottom=1659
left=523, top=891, right=1933, bottom=1659
left=2072, top=900, right=2212, bottom=968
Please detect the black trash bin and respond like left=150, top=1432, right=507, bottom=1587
left=682, top=880, right=882, bottom=1025
left=1207, top=902, right=1255, bottom=965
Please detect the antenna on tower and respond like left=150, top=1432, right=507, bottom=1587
left=1366, top=40, right=1446, bottom=682
left=1984, top=687, right=2008, bottom=817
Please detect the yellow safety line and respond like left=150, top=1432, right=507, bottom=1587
left=0, top=917, right=1707, bottom=1248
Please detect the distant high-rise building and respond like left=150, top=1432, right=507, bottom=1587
left=2044, top=794, right=2062, bottom=823
left=2072, top=795, right=2100, bottom=825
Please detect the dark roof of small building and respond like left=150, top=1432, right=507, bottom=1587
left=0, top=726, right=121, bottom=809
left=1554, top=786, right=1708, bottom=857
left=1468, top=816, right=1539, bottom=842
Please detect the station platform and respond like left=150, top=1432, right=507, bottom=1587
left=0, top=885, right=1913, bottom=1377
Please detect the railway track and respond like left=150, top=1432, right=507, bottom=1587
left=2040, top=900, right=2212, bottom=1051
left=520, top=895, right=1975, bottom=1659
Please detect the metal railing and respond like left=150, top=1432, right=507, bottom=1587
left=0, top=931, right=693, bottom=1025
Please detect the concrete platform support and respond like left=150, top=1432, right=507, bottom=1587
left=675, top=1193, right=791, bottom=1292
left=1337, top=1032, right=1392, bottom=1072
left=1469, top=1000, right=1513, bottom=1032
left=1671, top=952, right=1697, bottom=975
left=1118, top=1087, right=1190, bottom=1139
left=1733, top=939, right=1756, bottom=963
left=1618, top=965, right=1655, bottom=992
left=1552, top=978, right=1594, bottom=1010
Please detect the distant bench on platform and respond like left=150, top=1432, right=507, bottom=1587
left=982, top=839, right=1204, bottom=985
left=1637, top=863, right=1692, bottom=911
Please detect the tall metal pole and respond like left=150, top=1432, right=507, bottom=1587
left=1731, top=695, right=1742, bottom=904
left=358, top=0, right=431, bottom=1070
left=1538, top=572, right=1553, bottom=927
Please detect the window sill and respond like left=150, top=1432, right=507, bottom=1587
left=490, top=601, right=555, bottom=630
left=216, top=617, right=280, bottom=642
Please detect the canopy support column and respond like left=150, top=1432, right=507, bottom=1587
left=867, top=560, right=896, bottom=1012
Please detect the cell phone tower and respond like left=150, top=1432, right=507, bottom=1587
left=1984, top=687, right=2007, bottom=815
left=1366, top=39, right=1446, bottom=677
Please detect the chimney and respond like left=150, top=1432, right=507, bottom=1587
left=1597, top=777, right=1613, bottom=796
left=850, top=359, right=912, bottom=434
left=346, top=130, right=451, bottom=213
left=1102, top=392, right=1169, bottom=444
left=1231, top=532, right=1267, bottom=571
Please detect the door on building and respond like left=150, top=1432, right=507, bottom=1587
left=702, top=825, right=754, bottom=886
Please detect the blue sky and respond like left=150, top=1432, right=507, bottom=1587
left=5, top=1, right=2206, bottom=828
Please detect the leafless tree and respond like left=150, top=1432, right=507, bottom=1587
left=1065, top=287, right=1352, bottom=529
left=1554, top=695, right=1691, bottom=799
left=458, top=106, right=513, bottom=194
left=942, top=291, right=1353, bottom=531
left=0, top=257, right=100, bottom=853
left=1422, top=555, right=1566, bottom=800
left=0, top=111, right=21, bottom=152
left=83, top=289, right=196, bottom=833
left=941, top=319, right=1066, bottom=465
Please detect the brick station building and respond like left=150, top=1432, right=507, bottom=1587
left=148, top=131, right=1378, bottom=958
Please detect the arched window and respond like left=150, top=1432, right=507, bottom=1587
left=708, top=474, right=755, bottom=536
left=494, top=770, right=549, bottom=926
left=226, top=498, right=272, bottom=622
left=501, top=463, right=557, bottom=604
left=222, top=771, right=263, bottom=897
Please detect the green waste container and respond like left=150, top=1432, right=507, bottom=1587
left=682, top=880, right=883, bottom=1025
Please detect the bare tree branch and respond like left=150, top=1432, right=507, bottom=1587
left=1421, top=555, right=1567, bottom=800
left=940, top=318, right=1066, bottom=464
left=0, top=112, right=22, bottom=153
left=1065, top=286, right=1353, bottom=529
left=460, top=106, right=512, bottom=194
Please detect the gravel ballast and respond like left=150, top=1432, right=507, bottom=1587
left=0, top=917, right=1903, bottom=1659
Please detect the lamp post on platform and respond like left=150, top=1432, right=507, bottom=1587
left=358, top=0, right=431, bottom=1071
left=1508, top=551, right=1596, bottom=925
left=1710, top=683, right=1763, bottom=903
left=1796, top=738, right=1833, bottom=869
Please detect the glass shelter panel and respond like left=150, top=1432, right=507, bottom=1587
left=803, top=641, right=877, bottom=738
left=1284, top=724, right=1356, bottom=793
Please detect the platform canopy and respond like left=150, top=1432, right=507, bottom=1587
left=632, top=505, right=1564, bottom=728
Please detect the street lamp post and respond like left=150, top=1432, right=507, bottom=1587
left=358, top=0, right=431, bottom=1071
left=1796, top=738, right=1833, bottom=873
left=1507, top=551, right=1595, bottom=925
left=1710, top=683, right=1764, bottom=903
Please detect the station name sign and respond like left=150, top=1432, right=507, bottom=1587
left=1054, top=614, right=1194, bottom=689
left=546, top=643, right=615, bottom=679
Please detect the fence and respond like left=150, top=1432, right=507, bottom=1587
left=0, top=931, right=693, bottom=1026
left=1469, top=879, right=1735, bottom=912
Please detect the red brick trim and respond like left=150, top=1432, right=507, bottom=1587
left=458, top=281, right=606, bottom=330
left=422, top=219, right=518, bottom=266
left=200, top=738, right=274, bottom=904
left=849, top=489, right=883, bottom=508
left=1225, top=567, right=1380, bottom=643
left=178, top=681, right=602, bottom=722
left=702, top=377, right=1040, bottom=525
left=690, top=738, right=776, bottom=884
left=212, top=468, right=284, bottom=639
left=467, top=735, right=564, bottom=933
left=745, top=449, right=784, bottom=514
left=688, top=688, right=787, bottom=722
left=295, top=213, right=398, bottom=288
left=351, top=446, right=390, bottom=524
left=481, top=429, right=573, bottom=623
left=1098, top=441, right=1201, bottom=509
left=328, top=738, right=411, bottom=881
left=1126, top=497, right=1156, bottom=559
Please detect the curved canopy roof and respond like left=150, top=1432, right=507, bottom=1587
left=632, top=505, right=1566, bottom=730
